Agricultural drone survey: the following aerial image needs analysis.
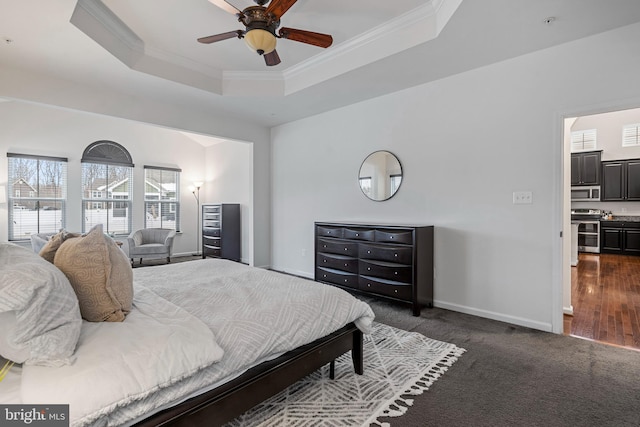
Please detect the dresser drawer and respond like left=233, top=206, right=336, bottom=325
left=316, top=268, right=358, bottom=289
left=203, top=235, right=221, bottom=247
left=316, top=253, right=358, bottom=273
left=203, top=213, right=220, bottom=221
left=343, top=228, right=375, bottom=241
left=203, top=246, right=221, bottom=257
left=203, top=205, right=221, bottom=214
left=359, top=244, right=413, bottom=264
left=317, top=238, right=358, bottom=256
left=359, top=259, right=412, bottom=283
left=375, top=229, right=413, bottom=245
left=316, top=226, right=344, bottom=239
left=203, top=227, right=221, bottom=237
left=203, top=220, right=220, bottom=228
left=359, top=276, right=412, bottom=301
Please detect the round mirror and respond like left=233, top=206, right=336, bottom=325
left=358, top=150, right=403, bottom=201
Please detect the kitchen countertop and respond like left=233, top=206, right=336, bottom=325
left=601, top=216, right=640, bottom=222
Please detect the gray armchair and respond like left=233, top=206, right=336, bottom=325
left=125, top=228, right=176, bottom=266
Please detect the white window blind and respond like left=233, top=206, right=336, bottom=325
left=144, top=166, right=181, bottom=231
left=571, top=129, right=597, bottom=152
left=7, top=153, right=68, bottom=241
left=622, top=124, right=640, bottom=147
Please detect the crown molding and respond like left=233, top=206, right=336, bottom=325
left=71, top=0, right=462, bottom=97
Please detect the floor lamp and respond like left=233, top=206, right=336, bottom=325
left=191, top=181, right=203, bottom=256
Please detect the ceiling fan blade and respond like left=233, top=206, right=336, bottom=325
left=278, top=27, right=333, bottom=48
left=207, top=0, right=241, bottom=14
left=197, top=30, right=244, bottom=44
left=265, top=0, right=298, bottom=20
left=264, top=50, right=281, bottom=66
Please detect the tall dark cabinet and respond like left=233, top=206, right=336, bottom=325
left=601, top=159, right=640, bottom=201
left=202, top=203, right=240, bottom=262
left=314, top=222, right=434, bottom=316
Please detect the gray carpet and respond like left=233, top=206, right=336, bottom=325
left=365, top=297, right=640, bottom=427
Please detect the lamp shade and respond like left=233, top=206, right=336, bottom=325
left=244, top=29, right=277, bottom=55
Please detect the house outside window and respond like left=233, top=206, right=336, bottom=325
left=7, top=153, right=68, bottom=241
left=81, top=141, right=134, bottom=235
left=144, top=166, right=181, bottom=231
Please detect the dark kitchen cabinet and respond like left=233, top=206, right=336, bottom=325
left=601, top=159, right=640, bottom=201
left=600, top=221, right=640, bottom=255
left=571, top=151, right=601, bottom=186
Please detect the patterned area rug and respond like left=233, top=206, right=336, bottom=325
left=225, top=322, right=465, bottom=427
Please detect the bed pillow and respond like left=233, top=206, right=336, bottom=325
left=0, top=242, right=82, bottom=366
left=54, top=224, right=133, bottom=322
left=39, top=229, right=80, bottom=263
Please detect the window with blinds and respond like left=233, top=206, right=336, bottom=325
left=622, top=124, right=640, bottom=147
left=144, top=166, right=181, bottom=231
left=7, top=153, right=68, bottom=241
left=81, top=141, right=134, bottom=235
left=571, top=129, right=597, bottom=152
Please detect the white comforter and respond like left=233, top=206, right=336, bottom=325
left=21, top=259, right=374, bottom=427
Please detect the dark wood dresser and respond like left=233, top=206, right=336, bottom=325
left=314, top=222, right=433, bottom=316
left=202, top=203, right=240, bottom=262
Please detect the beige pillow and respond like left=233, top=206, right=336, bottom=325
left=39, top=230, right=80, bottom=263
left=54, top=224, right=133, bottom=322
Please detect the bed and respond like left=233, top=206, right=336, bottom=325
left=0, top=232, right=374, bottom=427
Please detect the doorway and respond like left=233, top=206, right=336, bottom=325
left=563, top=107, right=640, bottom=351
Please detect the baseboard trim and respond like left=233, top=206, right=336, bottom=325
left=434, top=300, right=554, bottom=333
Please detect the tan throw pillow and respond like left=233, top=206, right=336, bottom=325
left=39, top=230, right=80, bottom=263
left=54, top=224, right=133, bottom=322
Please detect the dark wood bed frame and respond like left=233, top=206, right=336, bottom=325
left=133, top=322, right=363, bottom=427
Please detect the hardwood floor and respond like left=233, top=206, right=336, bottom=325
left=565, top=252, right=640, bottom=351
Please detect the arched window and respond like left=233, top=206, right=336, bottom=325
left=81, top=141, right=134, bottom=235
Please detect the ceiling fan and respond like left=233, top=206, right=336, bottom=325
left=198, top=0, right=333, bottom=66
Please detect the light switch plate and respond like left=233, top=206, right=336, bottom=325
left=513, top=191, right=533, bottom=204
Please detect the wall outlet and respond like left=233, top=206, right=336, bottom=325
left=513, top=191, right=533, bottom=204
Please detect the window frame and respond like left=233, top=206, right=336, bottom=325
left=143, top=165, right=181, bottom=232
left=7, top=153, right=68, bottom=241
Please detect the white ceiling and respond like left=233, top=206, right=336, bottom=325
left=3, top=0, right=640, bottom=128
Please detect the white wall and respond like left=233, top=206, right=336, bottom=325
left=270, top=22, right=640, bottom=332
left=0, top=101, right=251, bottom=260
left=204, top=141, right=253, bottom=265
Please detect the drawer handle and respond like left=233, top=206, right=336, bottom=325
left=323, top=245, right=327, bottom=248
left=394, top=289, right=398, bottom=293
left=367, top=283, right=371, bottom=287
left=323, top=260, right=327, bottom=263
left=344, top=248, right=348, bottom=251
left=344, top=263, right=348, bottom=267
left=394, top=272, right=398, bottom=275
left=367, top=267, right=371, bottom=271
left=323, top=274, right=327, bottom=278
left=355, top=233, right=359, bottom=236
left=344, top=279, right=348, bottom=283
left=390, top=236, right=394, bottom=239
left=367, top=250, right=371, bottom=254
left=394, top=253, right=398, bottom=257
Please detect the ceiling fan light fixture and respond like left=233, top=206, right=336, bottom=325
left=244, top=28, right=277, bottom=55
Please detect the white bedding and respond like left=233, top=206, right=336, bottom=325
left=16, top=259, right=374, bottom=427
